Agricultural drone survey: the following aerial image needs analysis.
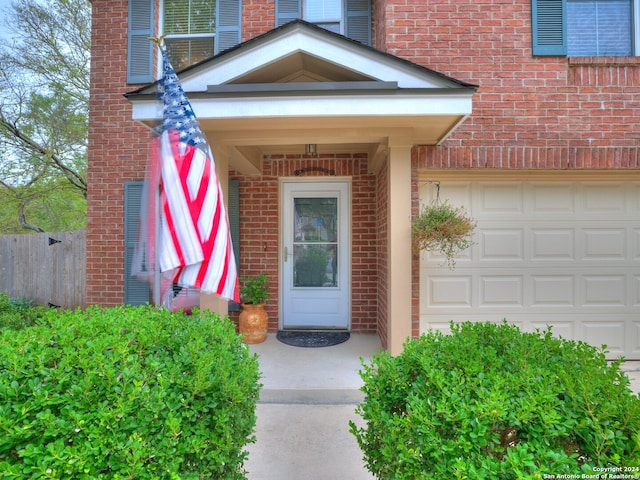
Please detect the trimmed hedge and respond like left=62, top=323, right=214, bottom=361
left=0, top=305, right=261, bottom=479
left=351, top=321, right=640, bottom=479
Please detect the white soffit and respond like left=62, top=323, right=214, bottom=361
left=131, top=92, right=472, bottom=122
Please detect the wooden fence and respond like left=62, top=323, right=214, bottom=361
left=0, top=230, right=86, bottom=309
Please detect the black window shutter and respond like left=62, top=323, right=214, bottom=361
left=228, top=179, right=241, bottom=311
left=127, top=0, right=155, bottom=83
left=346, top=0, right=371, bottom=46
left=276, top=0, right=301, bottom=27
left=124, top=182, right=151, bottom=305
left=532, top=0, right=567, bottom=56
left=217, top=0, right=242, bottom=53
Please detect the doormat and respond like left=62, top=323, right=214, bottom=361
left=276, top=330, right=350, bottom=348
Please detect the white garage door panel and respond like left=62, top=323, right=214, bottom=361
left=634, top=229, right=640, bottom=259
left=481, top=230, right=523, bottom=259
left=532, top=275, right=574, bottom=305
left=634, top=276, right=640, bottom=305
left=532, top=229, right=575, bottom=259
left=420, top=181, right=640, bottom=359
left=583, top=229, right=626, bottom=259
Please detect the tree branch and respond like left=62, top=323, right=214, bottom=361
left=18, top=202, right=44, bottom=232
left=0, top=114, right=87, bottom=196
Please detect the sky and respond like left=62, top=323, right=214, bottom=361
left=0, top=0, right=13, bottom=40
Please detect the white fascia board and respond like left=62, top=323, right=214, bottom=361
left=131, top=93, right=472, bottom=122
left=180, top=29, right=456, bottom=91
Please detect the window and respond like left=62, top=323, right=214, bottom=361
left=567, top=0, right=633, bottom=56
left=532, top=0, right=639, bottom=56
left=276, top=0, right=371, bottom=46
left=163, top=0, right=216, bottom=70
left=127, top=0, right=241, bottom=83
left=303, top=0, right=343, bottom=34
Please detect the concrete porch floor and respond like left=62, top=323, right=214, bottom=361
left=243, top=333, right=640, bottom=480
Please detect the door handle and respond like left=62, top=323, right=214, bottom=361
left=284, top=246, right=289, bottom=262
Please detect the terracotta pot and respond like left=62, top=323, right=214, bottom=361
left=239, top=303, right=268, bottom=344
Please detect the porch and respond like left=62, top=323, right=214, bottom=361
left=125, top=20, right=477, bottom=355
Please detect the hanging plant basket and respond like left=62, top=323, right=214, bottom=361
left=413, top=201, right=476, bottom=269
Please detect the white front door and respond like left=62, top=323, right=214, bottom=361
left=281, top=180, right=350, bottom=330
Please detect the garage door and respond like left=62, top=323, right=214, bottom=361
left=420, top=180, right=640, bottom=360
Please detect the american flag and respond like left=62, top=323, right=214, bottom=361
left=152, top=46, right=239, bottom=303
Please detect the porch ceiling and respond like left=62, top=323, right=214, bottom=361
left=125, top=20, right=477, bottom=175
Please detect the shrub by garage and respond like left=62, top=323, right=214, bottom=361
left=351, top=321, right=640, bottom=479
left=0, top=305, right=261, bottom=479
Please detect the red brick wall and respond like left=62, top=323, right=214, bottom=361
left=87, top=0, right=155, bottom=305
left=229, top=154, right=378, bottom=333
left=372, top=0, right=387, bottom=51
left=87, top=0, right=639, bottom=312
left=242, top=0, right=276, bottom=40
left=350, top=157, right=378, bottom=333
left=410, top=162, right=420, bottom=339
left=375, top=159, right=389, bottom=349
left=379, top=0, right=640, bottom=168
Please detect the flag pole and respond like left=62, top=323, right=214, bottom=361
left=149, top=35, right=165, bottom=307
left=153, top=181, right=161, bottom=306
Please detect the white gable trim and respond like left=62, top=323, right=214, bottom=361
left=178, top=27, right=457, bottom=90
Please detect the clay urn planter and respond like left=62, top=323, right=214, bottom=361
left=238, top=273, right=269, bottom=344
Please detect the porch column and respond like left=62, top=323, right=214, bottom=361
left=200, top=147, right=230, bottom=317
left=387, top=137, right=413, bottom=355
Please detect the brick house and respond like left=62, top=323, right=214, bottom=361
left=88, top=0, right=640, bottom=357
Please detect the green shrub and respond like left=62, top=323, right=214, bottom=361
left=351, top=321, right=640, bottom=479
left=0, top=305, right=261, bottom=479
left=0, top=292, right=49, bottom=331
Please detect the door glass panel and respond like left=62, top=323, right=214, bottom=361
left=293, top=197, right=338, bottom=287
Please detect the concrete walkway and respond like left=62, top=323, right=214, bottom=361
left=244, top=333, right=381, bottom=480
left=243, top=334, right=640, bottom=480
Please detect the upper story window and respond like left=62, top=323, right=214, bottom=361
left=276, top=0, right=371, bottom=46
left=163, top=0, right=216, bottom=71
left=128, top=0, right=367, bottom=84
left=532, top=0, right=639, bottom=57
left=567, top=0, right=633, bottom=56
left=128, top=0, right=240, bottom=83
left=303, top=0, right=343, bottom=34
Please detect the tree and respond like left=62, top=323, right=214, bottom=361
left=0, top=0, right=90, bottom=233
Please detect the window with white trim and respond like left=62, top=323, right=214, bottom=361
left=303, top=0, right=343, bottom=34
left=531, top=0, right=639, bottom=56
left=567, top=0, right=634, bottom=56
left=163, top=0, right=216, bottom=70
left=127, top=0, right=239, bottom=83
left=276, top=0, right=371, bottom=46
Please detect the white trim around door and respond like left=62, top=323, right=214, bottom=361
left=280, top=179, right=351, bottom=330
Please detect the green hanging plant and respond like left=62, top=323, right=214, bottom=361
left=413, top=201, right=476, bottom=269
